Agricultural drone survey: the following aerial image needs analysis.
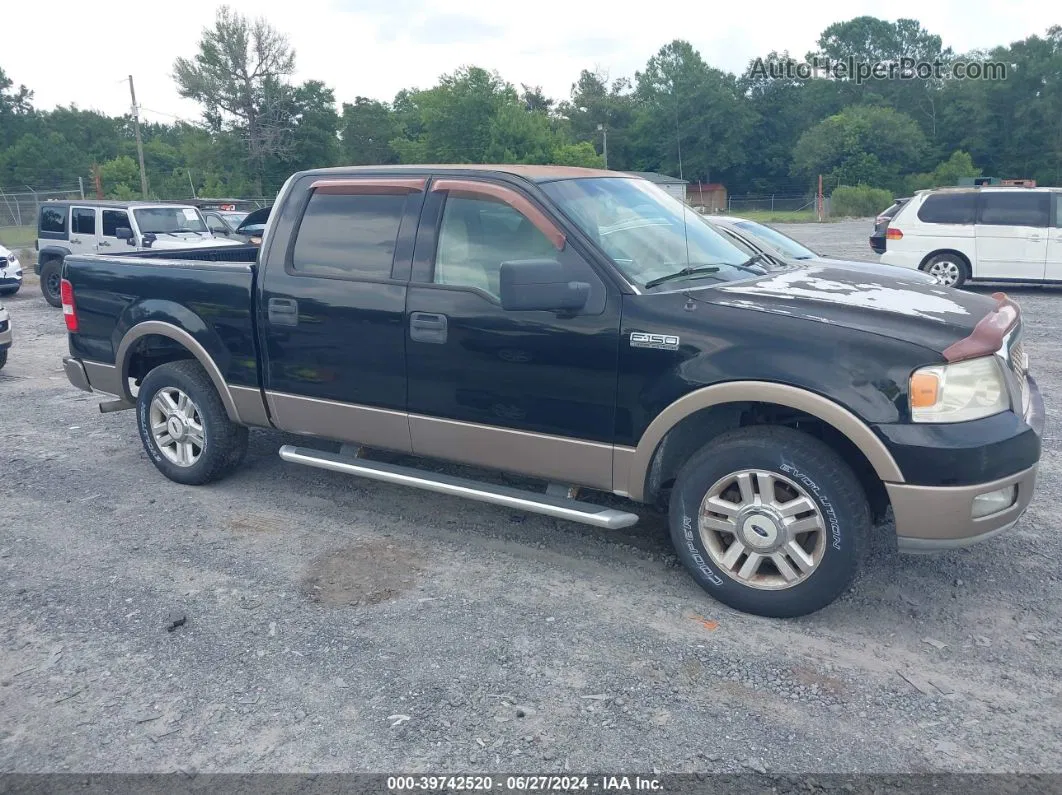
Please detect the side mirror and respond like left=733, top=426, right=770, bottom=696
left=499, top=259, right=590, bottom=312
left=116, top=227, right=133, bottom=241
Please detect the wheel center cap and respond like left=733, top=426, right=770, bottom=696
left=167, top=416, right=186, bottom=441
left=740, top=512, right=781, bottom=549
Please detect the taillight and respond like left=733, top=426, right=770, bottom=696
left=60, top=278, right=78, bottom=332
left=886, top=228, right=903, bottom=240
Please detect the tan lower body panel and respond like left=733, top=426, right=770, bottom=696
left=265, top=391, right=413, bottom=454
left=887, top=464, right=1037, bottom=544
left=408, top=414, right=614, bottom=491
left=83, top=361, right=124, bottom=396
left=229, top=385, right=271, bottom=427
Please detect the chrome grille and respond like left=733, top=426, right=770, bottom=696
left=1006, top=333, right=1030, bottom=418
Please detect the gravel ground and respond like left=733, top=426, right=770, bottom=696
left=1, top=219, right=1061, bottom=775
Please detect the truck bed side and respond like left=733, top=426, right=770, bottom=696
left=63, top=251, right=263, bottom=421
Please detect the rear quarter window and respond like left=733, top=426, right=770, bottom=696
left=39, top=206, right=67, bottom=237
left=290, top=192, right=408, bottom=280
left=916, top=193, right=977, bottom=224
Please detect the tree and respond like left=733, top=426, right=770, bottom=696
left=173, top=5, right=297, bottom=192
left=633, top=40, right=754, bottom=181
left=0, top=67, right=34, bottom=149
left=791, top=105, right=927, bottom=192
left=904, top=150, right=981, bottom=192
left=340, top=98, right=400, bottom=165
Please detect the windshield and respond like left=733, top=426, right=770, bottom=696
left=540, top=177, right=775, bottom=289
left=731, top=219, right=817, bottom=260
left=133, top=207, right=208, bottom=235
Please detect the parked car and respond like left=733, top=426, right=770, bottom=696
left=0, top=242, right=23, bottom=296
left=869, top=198, right=909, bottom=254
left=232, top=206, right=271, bottom=246
left=880, top=186, right=1062, bottom=287
left=702, top=214, right=936, bottom=283
left=59, top=165, right=1043, bottom=618
left=201, top=209, right=251, bottom=241
left=0, top=301, right=10, bottom=369
left=35, top=200, right=244, bottom=307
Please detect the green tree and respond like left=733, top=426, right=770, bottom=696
left=340, top=97, right=400, bottom=165
left=173, top=5, right=297, bottom=192
left=99, top=156, right=141, bottom=197
left=791, top=105, right=926, bottom=192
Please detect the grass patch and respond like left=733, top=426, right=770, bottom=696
left=0, top=226, right=36, bottom=248
left=719, top=209, right=827, bottom=224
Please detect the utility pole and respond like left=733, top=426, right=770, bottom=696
left=128, top=75, right=149, bottom=199
left=597, top=124, right=608, bottom=169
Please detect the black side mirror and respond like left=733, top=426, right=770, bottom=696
left=499, top=259, right=590, bottom=312
left=116, top=227, right=133, bottom=241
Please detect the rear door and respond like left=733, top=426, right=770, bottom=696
left=975, top=191, right=1050, bottom=280
left=257, top=176, right=426, bottom=453
left=403, top=176, right=621, bottom=489
left=68, top=206, right=99, bottom=256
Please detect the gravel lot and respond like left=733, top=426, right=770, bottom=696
left=1, top=219, right=1061, bottom=776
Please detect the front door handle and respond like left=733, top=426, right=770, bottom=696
left=268, top=297, right=299, bottom=327
left=410, top=312, right=447, bottom=344
left=98, top=240, right=111, bottom=247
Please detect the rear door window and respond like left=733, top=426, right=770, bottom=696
left=978, top=192, right=1050, bottom=228
left=291, top=192, right=408, bottom=280
left=916, top=193, right=977, bottom=224
left=71, top=207, right=97, bottom=235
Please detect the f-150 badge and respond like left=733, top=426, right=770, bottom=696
left=630, top=332, right=680, bottom=350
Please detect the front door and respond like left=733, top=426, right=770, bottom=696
left=975, top=191, right=1050, bottom=280
left=404, top=178, right=622, bottom=490
left=99, top=208, right=134, bottom=253
left=258, top=176, right=425, bottom=453
left=68, top=207, right=99, bottom=256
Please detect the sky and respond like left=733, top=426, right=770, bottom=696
left=3, top=0, right=1054, bottom=125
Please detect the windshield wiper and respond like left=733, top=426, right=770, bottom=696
left=645, top=265, right=721, bottom=289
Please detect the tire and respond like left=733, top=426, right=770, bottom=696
left=0, top=349, right=7, bottom=370
left=668, top=425, right=870, bottom=618
left=136, top=360, right=249, bottom=486
left=39, top=259, right=63, bottom=307
left=920, top=252, right=968, bottom=288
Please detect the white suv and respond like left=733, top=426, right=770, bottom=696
left=879, top=186, right=1062, bottom=287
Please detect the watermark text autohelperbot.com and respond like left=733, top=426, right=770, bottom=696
left=751, top=57, right=1007, bottom=83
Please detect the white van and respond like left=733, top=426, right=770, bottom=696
left=879, top=186, right=1062, bottom=287
left=36, top=200, right=243, bottom=306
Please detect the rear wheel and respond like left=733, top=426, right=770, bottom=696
left=40, top=259, right=63, bottom=307
left=921, top=252, right=968, bottom=288
left=136, top=360, right=248, bottom=485
left=668, top=425, right=870, bottom=618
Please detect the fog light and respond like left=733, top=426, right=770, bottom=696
left=971, top=486, right=1017, bottom=518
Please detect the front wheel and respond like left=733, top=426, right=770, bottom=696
left=136, top=360, right=248, bottom=485
left=39, top=260, right=63, bottom=307
left=669, top=426, right=870, bottom=618
left=0, top=349, right=7, bottom=370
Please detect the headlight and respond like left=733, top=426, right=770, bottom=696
left=909, top=356, right=1009, bottom=423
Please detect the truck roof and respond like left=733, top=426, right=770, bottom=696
left=41, top=200, right=200, bottom=209
left=295, top=164, right=621, bottom=183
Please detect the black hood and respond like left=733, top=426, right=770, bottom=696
left=681, top=262, right=999, bottom=355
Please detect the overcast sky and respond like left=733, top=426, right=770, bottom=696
left=4, top=0, right=1053, bottom=125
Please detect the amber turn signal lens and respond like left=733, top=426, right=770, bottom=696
left=910, top=372, right=940, bottom=407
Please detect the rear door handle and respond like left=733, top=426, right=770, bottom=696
left=410, top=312, right=447, bottom=344
left=268, top=297, right=299, bottom=326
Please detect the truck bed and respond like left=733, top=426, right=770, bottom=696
left=114, top=244, right=260, bottom=264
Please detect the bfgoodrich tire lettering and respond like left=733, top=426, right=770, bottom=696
left=136, top=360, right=248, bottom=486
left=669, top=425, right=869, bottom=618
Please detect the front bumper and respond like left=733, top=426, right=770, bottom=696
left=887, top=375, right=1045, bottom=552
left=0, top=321, right=11, bottom=350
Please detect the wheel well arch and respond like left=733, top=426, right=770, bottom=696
left=623, top=383, right=903, bottom=522
left=116, top=321, right=240, bottom=422
left=919, top=248, right=971, bottom=273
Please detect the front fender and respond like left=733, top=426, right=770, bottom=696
left=36, top=246, right=71, bottom=274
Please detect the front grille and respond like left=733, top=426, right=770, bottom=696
left=1006, top=332, right=1030, bottom=419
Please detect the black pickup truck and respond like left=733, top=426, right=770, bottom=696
left=59, top=165, right=1044, bottom=618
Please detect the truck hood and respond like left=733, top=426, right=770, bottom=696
left=693, top=263, right=999, bottom=355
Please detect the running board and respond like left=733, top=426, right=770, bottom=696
left=278, top=445, right=639, bottom=530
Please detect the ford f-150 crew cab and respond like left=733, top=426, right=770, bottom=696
left=58, top=165, right=1045, bottom=618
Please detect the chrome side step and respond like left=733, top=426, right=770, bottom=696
left=278, top=445, right=639, bottom=530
